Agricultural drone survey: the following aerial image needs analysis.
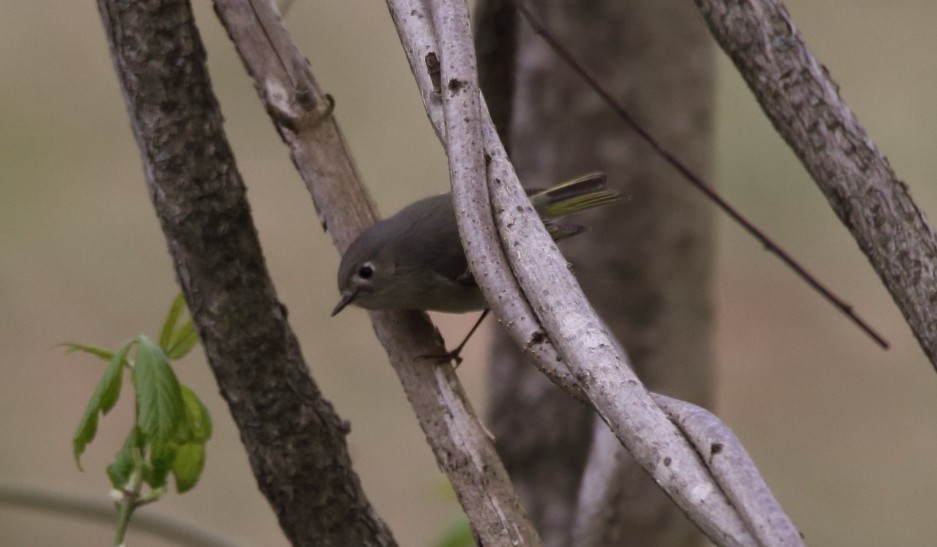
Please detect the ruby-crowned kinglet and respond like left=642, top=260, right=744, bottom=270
left=331, top=172, right=622, bottom=316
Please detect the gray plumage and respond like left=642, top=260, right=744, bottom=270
left=332, top=173, right=622, bottom=316
left=334, top=193, right=484, bottom=314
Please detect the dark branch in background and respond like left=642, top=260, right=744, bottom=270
left=94, top=0, right=394, bottom=544
left=473, top=0, right=517, bottom=151
left=694, top=0, right=937, bottom=369
left=213, top=0, right=540, bottom=544
left=0, top=484, right=236, bottom=547
left=512, top=0, right=889, bottom=350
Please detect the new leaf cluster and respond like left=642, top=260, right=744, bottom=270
left=64, top=295, right=211, bottom=494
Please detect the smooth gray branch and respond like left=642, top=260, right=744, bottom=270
left=403, top=0, right=765, bottom=545
left=654, top=395, right=803, bottom=546
left=392, top=0, right=809, bottom=545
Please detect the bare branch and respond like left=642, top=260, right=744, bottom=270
left=695, top=0, right=937, bottom=368
left=485, top=51, right=756, bottom=547
left=653, top=395, right=802, bottom=547
left=574, top=396, right=803, bottom=547
left=398, top=0, right=806, bottom=544
left=213, top=0, right=538, bottom=543
left=485, top=112, right=757, bottom=545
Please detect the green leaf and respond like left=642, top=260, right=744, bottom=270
left=158, top=294, right=187, bottom=351
left=106, top=428, right=142, bottom=489
left=132, top=336, right=185, bottom=458
left=58, top=342, right=114, bottom=362
left=179, top=384, right=212, bottom=443
left=171, top=442, right=205, bottom=493
left=434, top=516, right=474, bottom=547
left=166, top=320, right=198, bottom=361
left=72, top=340, right=134, bottom=469
left=98, top=344, right=132, bottom=415
left=145, top=444, right=174, bottom=490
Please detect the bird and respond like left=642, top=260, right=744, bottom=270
left=331, top=172, right=623, bottom=361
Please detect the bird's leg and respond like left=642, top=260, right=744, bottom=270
left=448, top=308, right=490, bottom=366
left=422, top=309, right=491, bottom=367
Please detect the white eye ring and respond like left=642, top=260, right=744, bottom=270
left=357, top=262, right=374, bottom=280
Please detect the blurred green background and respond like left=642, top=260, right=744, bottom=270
left=2, top=1, right=936, bottom=545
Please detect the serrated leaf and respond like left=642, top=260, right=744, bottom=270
left=106, top=428, right=142, bottom=489
left=58, top=342, right=114, bottom=361
left=179, top=384, right=212, bottom=443
left=133, top=336, right=185, bottom=459
left=158, top=294, right=187, bottom=351
left=166, top=320, right=198, bottom=361
left=171, top=442, right=205, bottom=493
left=72, top=340, right=134, bottom=469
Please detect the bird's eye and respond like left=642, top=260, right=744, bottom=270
left=358, top=263, right=374, bottom=280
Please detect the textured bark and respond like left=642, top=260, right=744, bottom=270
left=214, top=1, right=539, bottom=543
left=95, top=1, right=394, bottom=545
left=695, top=0, right=937, bottom=367
left=487, top=1, right=715, bottom=545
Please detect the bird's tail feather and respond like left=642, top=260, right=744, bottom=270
left=529, top=172, right=625, bottom=218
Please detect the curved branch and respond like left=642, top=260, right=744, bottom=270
left=414, top=0, right=750, bottom=544
left=653, top=395, right=802, bottom=547
left=393, top=1, right=806, bottom=545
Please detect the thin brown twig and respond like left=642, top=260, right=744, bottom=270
left=512, top=0, right=888, bottom=350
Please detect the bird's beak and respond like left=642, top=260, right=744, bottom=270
left=331, top=290, right=357, bottom=317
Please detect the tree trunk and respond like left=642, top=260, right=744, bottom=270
left=485, top=1, right=715, bottom=545
left=96, top=0, right=395, bottom=544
